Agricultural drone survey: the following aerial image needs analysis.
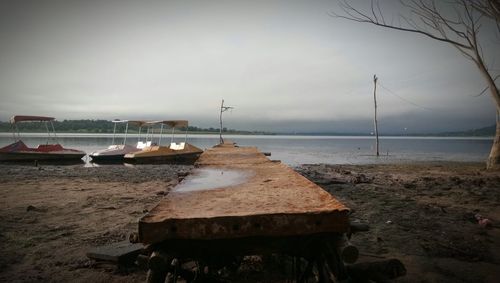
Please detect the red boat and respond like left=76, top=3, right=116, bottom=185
left=0, top=115, right=86, bottom=162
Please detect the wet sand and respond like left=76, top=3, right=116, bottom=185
left=297, top=162, right=500, bottom=283
left=0, top=162, right=499, bottom=282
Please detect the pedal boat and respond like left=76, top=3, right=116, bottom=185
left=124, top=120, right=203, bottom=164
left=89, top=120, right=152, bottom=163
left=0, top=115, right=86, bottom=162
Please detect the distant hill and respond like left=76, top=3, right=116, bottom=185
left=0, top=119, right=273, bottom=135
left=428, top=124, right=496, bottom=137
left=294, top=124, right=496, bottom=137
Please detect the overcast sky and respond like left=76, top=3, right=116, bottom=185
left=0, top=0, right=499, bottom=133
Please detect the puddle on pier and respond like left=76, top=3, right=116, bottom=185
left=173, top=168, right=253, bottom=193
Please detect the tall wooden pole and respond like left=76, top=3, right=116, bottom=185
left=219, top=99, right=224, bottom=144
left=373, top=75, right=380, bottom=156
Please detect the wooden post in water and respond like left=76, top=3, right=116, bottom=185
left=373, top=75, right=380, bottom=156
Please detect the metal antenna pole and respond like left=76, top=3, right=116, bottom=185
left=219, top=99, right=234, bottom=144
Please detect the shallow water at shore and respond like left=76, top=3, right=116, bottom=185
left=0, top=133, right=493, bottom=166
left=173, top=168, right=252, bottom=193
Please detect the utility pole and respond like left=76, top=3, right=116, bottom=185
left=373, top=74, right=380, bottom=156
left=219, top=99, right=234, bottom=144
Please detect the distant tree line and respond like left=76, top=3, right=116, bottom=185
left=0, top=119, right=114, bottom=133
left=0, top=119, right=272, bottom=135
left=0, top=119, right=493, bottom=136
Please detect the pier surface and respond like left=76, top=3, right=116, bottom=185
left=139, top=143, right=349, bottom=244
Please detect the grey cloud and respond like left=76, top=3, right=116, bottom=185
left=0, top=0, right=498, bottom=133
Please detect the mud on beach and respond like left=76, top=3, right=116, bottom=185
left=0, top=164, right=192, bottom=282
left=0, top=162, right=499, bottom=282
left=297, top=162, right=500, bottom=283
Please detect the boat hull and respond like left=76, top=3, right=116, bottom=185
left=124, top=143, right=203, bottom=164
left=0, top=140, right=86, bottom=163
left=88, top=154, right=125, bottom=163
left=0, top=151, right=86, bottom=162
left=89, top=144, right=139, bottom=163
left=124, top=152, right=202, bottom=164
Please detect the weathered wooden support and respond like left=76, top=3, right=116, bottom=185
left=298, top=260, right=314, bottom=283
left=146, top=251, right=169, bottom=283
left=316, top=255, right=337, bottom=283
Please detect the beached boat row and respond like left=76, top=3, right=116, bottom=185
left=0, top=116, right=203, bottom=164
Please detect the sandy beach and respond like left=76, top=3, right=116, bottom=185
left=0, top=162, right=499, bottom=282
left=0, top=164, right=191, bottom=282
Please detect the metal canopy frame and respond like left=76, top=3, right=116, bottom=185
left=9, top=115, right=58, bottom=145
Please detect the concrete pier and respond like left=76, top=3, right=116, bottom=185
left=139, top=143, right=349, bottom=244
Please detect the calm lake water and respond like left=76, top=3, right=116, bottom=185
left=0, top=133, right=493, bottom=166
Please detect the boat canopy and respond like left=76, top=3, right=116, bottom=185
left=111, top=119, right=129, bottom=123
left=144, top=121, right=163, bottom=127
left=112, top=120, right=152, bottom=127
left=111, top=119, right=158, bottom=127
left=161, top=120, right=189, bottom=128
left=10, top=115, right=55, bottom=124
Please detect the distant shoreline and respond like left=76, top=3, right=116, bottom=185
left=0, top=130, right=273, bottom=136
left=0, top=132, right=493, bottom=139
left=0, top=120, right=495, bottom=137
